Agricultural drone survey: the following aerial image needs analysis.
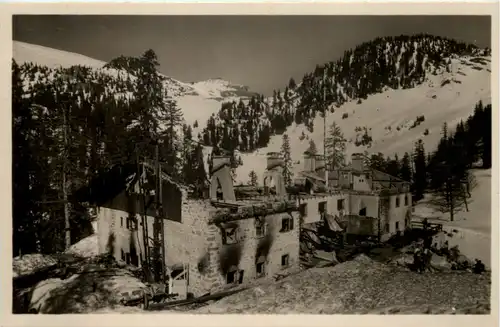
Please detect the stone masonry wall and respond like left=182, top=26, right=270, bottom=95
left=201, top=211, right=301, bottom=296
left=97, top=206, right=134, bottom=260
left=137, top=195, right=215, bottom=297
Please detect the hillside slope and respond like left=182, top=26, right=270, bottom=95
left=195, top=254, right=490, bottom=314
left=13, top=41, right=256, bottom=129
left=13, top=37, right=491, bottom=186
left=237, top=55, right=491, bottom=183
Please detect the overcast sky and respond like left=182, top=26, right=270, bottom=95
left=13, top=15, right=491, bottom=95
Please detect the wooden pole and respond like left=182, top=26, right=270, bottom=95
left=323, top=68, right=329, bottom=187
left=157, top=143, right=166, bottom=283
left=62, top=102, right=71, bottom=250
left=136, top=145, right=150, bottom=276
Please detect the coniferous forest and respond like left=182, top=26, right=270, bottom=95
left=366, top=101, right=491, bottom=219
left=12, top=34, right=491, bottom=256
left=12, top=51, right=208, bottom=255
left=199, top=34, right=489, bottom=152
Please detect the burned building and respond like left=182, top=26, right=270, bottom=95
left=294, top=152, right=413, bottom=242
left=76, top=153, right=300, bottom=299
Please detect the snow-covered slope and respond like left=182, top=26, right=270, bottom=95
left=13, top=40, right=491, bottom=186
left=413, top=168, right=492, bottom=267
left=13, top=41, right=255, bottom=130
left=236, top=55, right=491, bottom=184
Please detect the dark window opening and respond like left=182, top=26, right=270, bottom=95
left=395, top=221, right=400, bottom=231
left=171, top=268, right=187, bottom=280
left=216, top=178, right=223, bottom=201
left=126, top=218, right=137, bottom=231
left=404, top=195, right=409, bottom=206
left=385, top=223, right=390, bottom=233
left=281, top=254, right=290, bottom=268
left=121, top=217, right=123, bottom=227
left=337, top=199, right=345, bottom=211
left=318, top=201, right=327, bottom=214
left=280, top=217, right=294, bottom=232
left=130, top=248, right=138, bottom=266
left=226, top=270, right=237, bottom=284
left=222, top=227, right=239, bottom=245
left=238, top=270, right=244, bottom=284
left=396, top=197, right=400, bottom=208
left=359, top=207, right=367, bottom=216
left=256, top=262, right=265, bottom=277
left=121, top=250, right=125, bottom=261
left=299, top=203, right=307, bottom=216
left=256, top=220, right=265, bottom=238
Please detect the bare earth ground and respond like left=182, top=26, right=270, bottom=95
left=194, top=255, right=490, bottom=314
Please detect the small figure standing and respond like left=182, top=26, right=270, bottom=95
left=473, top=259, right=486, bottom=274
left=413, top=247, right=423, bottom=273
left=422, top=218, right=429, bottom=231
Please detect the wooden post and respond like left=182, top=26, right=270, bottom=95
left=157, top=144, right=166, bottom=283
left=62, top=102, right=71, bottom=250
left=136, top=146, right=150, bottom=276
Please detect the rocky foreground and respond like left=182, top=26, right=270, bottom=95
left=194, top=255, right=490, bottom=314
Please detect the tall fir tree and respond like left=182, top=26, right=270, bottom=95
left=248, top=170, right=258, bottom=186
left=400, top=152, right=413, bottom=182
left=281, top=133, right=293, bottom=186
left=325, top=122, right=346, bottom=170
left=307, top=139, right=318, bottom=156
left=163, top=99, right=184, bottom=177
left=386, top=154, right=401, bottom=178
left=413, top=139, right=427, bottom=201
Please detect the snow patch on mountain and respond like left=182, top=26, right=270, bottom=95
left=235, top=55, right=491, bottom=185
left=13, top=41, right=256, bottom=130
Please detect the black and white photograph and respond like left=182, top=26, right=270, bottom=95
left=8, top=8, right=497, bottom=317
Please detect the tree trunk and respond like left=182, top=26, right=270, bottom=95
left=63, top=106, right=71, bottom=250
left=462, top=185, right=469, bottom=212
left=449, top=188, right=454, bottom=222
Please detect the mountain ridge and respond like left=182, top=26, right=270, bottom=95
left=13, top=36, right=491, bottom=186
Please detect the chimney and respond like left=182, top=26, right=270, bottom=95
left=315, top=155, right=326, bottom=175
left=212, top=155, right=231, bottom=173
left=315, top=154, right=329, bottom=188
left=210, top=155, right=236, bottom=201
left=351, top=153, right=365, bottom=171
left=267, top=152, right=284, bottom=171
left=303, top=151, right=316, bottom=172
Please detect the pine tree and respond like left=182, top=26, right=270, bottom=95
left=163, top=99, right=184, bottom=177
left=386, top=154, right=401, bottom=177
left=413, top=139, right=427, bottom=201
left=248, top=170, right=258, bottom=186
left=400, top=152, right=412, bottom=182
left=190, top=143, right=208, bottom=198
left=281, top=133, right=293, bottom=186
left=288, top=77, right=297, bottom=90
left=368, top=152, right=387, bottom=172
left=325, top=122, right=346, bottom=170
left=12, top=60, right=40, bottom=255
left=428, top=130, right=469, bottom=221
left=482, top=104, right=492, bottom=169
left=307, top=139, right=318, bottom=155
